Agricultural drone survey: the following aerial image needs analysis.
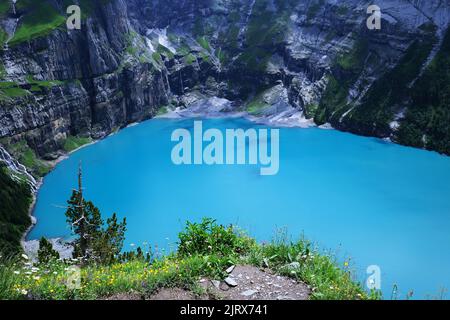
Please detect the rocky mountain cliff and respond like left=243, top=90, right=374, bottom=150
left=0, top=0, right=449, bottom=178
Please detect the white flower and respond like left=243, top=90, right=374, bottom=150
left=21, top=289, right=28, bottom=295
left=53, top=271, right=58, bottom=275
left=21, top=254, right=29, bottom=260
left=33, top=276, right=40, bottom=281
left=13, top=271, right=20, bottom=275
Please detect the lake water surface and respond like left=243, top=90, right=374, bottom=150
left=29, top=118, right=450, bottom=299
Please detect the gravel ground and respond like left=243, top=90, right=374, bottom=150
left=106, top=265, right=310, bottom=300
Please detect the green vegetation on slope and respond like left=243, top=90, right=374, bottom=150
left=245, top=89, right=271, bottom=114
left=0, top=165, right=32, bottom=257
left=0, top=215, right=375, bottom=300
left=156, top=105, right=168, bottom=116
left=315, top=26, right=437, bottom=138
left=63, top=135, right=92, bottom=153
left=0, top=140, right=51, bottom=177
left=26, top=75, right=64, bottom=93
left=10, top=0, right=66, bottom=45
left=9, top=0, right=112, bottom=46
left=0, top=82, right=29, bottom=101
left=314, top=37, right=369, bottom=123
left=197, top=36, right=211, bottom=52
left=396, top=27, right=450, bottom=154
left=343, top=33, right=437, bottom=136
left=0, top=77, right=65, bottom=105
left=0, top=167, right=374, bottom=300
left=235, top=0, right=293, bottom=74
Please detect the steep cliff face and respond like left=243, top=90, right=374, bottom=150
left=0, top=0, right=449, bottom=178
left=0, top=0, right=171, bottom=177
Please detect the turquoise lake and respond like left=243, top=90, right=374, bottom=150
left=28, top=117, right=450, bottom=299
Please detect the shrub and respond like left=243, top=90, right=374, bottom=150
left=37, top=238, right=60, bottom=265
left=177, top=218, right=254, bottom=257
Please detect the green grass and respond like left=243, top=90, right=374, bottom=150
left=63, top=136, right=92, bottom=153
left=0, top=219, right=373, bottom=300
left=0, top=82, right=30, bottom=101
left=156, top=106, right=168, bottom=116
left=199, top=52, right=210, bottom=63
left=0, top=77, right=64, bottom=100
left=10, top=0, right=65, bottom=46
left=5, top=0, right=113, bottom=46
left=3, top=141, right=51, bottom=177
left=176, top=44, right=191, bottom=57
left=26, top=75, right=64, bottom=92
left=246, top=100, right=269, bottom=114
left=152, top=52, right=163, bottom=65
left=197, top=36, right=211, bottom=52
left=336, top=38, right=369, bottom=72
left=184, top=53, right=197, bottom=65
left=245, top=90, right=270, bottom=115
left=157, top=44, right=174, bottom=60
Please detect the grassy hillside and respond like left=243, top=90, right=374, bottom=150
left=0, top=165, right=32, bottom=256
left=8, top=0, right=112, bottom=45
left=0, top=219, right=377, bottom=300
left=9, top=0, right=66, bottom=45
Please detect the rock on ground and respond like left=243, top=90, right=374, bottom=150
left=204, top=265, right=310, bottom=300
left=104, top=265, right=310, bottom=300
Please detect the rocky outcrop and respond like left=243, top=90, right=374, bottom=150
left=0, top=0, right=449, bottom=177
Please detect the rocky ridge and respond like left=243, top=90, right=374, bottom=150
left=0, top=0, right=449, bottom=180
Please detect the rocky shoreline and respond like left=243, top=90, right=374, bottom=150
left=158, top=93, right=318, bottom=128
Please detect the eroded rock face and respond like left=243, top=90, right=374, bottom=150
left=0, top=0, right=449, bottom=174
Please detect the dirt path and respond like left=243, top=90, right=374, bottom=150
left=199, top=265, right=310, bottom=300
left=106, top=265, right=310, bottom=300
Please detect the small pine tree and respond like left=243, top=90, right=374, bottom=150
left=93, top=213, right=127, bottom=265
left=37, top=237, right=60, bottom=264
left=65, top=164, right=126, bottom=264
